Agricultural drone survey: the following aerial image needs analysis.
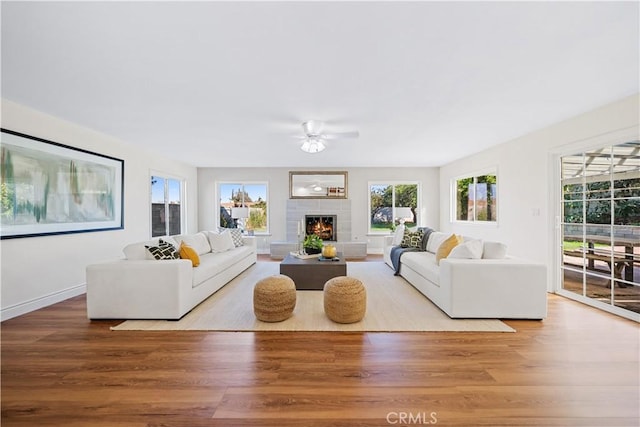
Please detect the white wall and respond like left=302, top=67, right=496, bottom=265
left=198, top=167, right=440, bottom=254
left=439, top=94, right=640, bottom=290
left=0, top=100, right=199, bottom=320
left=5, top=94, right=635, bottom=319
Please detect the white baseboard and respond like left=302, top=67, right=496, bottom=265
left=1, top=283, right=86, bottom=322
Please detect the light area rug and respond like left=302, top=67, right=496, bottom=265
left=111, top=262, right=515, bottom=332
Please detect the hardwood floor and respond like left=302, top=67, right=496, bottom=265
left=2, top=261, right=639, bottom=426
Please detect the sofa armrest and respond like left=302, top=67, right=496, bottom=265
left=86, top=259, right=194, bottom=320
left=439, top=258, right=548, bottom=319
left=383, top=235, right=394, bottom=247
left=242, top=235, right=257, bottom=250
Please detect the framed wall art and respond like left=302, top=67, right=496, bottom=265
left=0, top=129, right=124, bottom=239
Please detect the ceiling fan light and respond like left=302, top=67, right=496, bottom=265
left=300, top=138, right=325, bottom=153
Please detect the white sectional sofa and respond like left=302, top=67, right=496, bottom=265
left=86, top=231, right=256, bottom=320
left=383, top=230, right=547, bottom=319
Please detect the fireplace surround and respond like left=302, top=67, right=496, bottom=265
left=286, top=199, right=351, bottom=242
left=272, top=199, right=365, bottom=258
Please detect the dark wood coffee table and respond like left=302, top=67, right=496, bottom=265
left=279, top=253, right=347, bottom=290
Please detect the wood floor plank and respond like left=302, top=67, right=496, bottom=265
left=1, top=276, right=639, bottom=426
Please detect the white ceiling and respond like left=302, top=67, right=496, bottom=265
left=1, top=1, right=638, bottom=168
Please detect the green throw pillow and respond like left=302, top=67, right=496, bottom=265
left=401, top=228, right=424, bottom=249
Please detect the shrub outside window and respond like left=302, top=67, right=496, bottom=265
left=218, top=182, right=268, bottom=234
left=454, top=173, right=497, bottom=222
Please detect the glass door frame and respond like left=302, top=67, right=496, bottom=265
left=550, top=127, right=640, bottom=322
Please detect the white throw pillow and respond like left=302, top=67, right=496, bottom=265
left=448, top=239, right=484, bottom=260
left=175, top=232, right=211, bottom=255
left=392, top=224, right=406, bottom=246
left=218, top=227, right=244, bottom=247
left=426, top=232, right=449, bottom=253
left=208, top=230, right=235, bottom=253
left=123, top=242, right=148, bottom=260
left=482, top=241, right=508, bottom=259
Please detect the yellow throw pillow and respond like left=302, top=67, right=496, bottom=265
left=435, top=234, right=463, bottom=265
left=180, top=242, right=200, bottom=267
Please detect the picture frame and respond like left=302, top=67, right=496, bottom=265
left=0, top=129, right=124, bottom=239
left=289, top=171, right=348, bottom=199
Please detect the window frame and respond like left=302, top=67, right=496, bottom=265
left=217, top=181, right=269, bottom=235
left=451, top=168, right=499, bottom=224
left=368, top=181, right=421, bottom=234
left=150, top=171, right=186, bottom=237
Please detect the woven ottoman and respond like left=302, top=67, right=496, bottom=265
left=253, top=275, right=297, bottom=322
left=323, top=276, right=366, bottom=323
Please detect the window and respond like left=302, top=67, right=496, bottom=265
left=218, top=182, right=268, bottom=234
left=369, top=182, right=419, bottom=233
left=454, top=172, right=497, bottom=222
left=151, top=175, right=183, bottom=237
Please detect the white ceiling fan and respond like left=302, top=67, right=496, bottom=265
left=295, top=120, right=359, bottom=153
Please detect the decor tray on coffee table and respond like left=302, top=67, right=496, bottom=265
left=279, top=252, right=347, bottom=290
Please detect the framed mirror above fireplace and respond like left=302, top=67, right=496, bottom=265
left=289, top=171, right=348, bottom=199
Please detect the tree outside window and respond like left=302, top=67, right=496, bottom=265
left=219, top=183, right=268, bottom=233
left=455, top=173, right=497, bottom=222
left=370, top=183, right=418, bottom=232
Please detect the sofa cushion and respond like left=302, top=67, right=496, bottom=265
left=426, top=231, right=449, bottom=253
left=219, top=227, right=244, bottom=247
left=174, top=232, right=211, bottom=256
left=448, top=239, right=483, bottom=260
left=208, top=230, right=236, bottom=253
left=417, top=227, right=434, bottom=251
left=483, top=241, right=508, bottom=259
left=436, top=234, right=463, bottom=264
left=401, top=251, right=440, bottom=286
left=145, top=239, right=180, bottom=260
left=401, top=228, right=424, bottom=249
left=192, top=245, right=254, bottom=287
left=123, top=242, right=152, bottom=260
left=179, top=242, right=201, bottom=267
left=392, top=224, right=406, bottom=246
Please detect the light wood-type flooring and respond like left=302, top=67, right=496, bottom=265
left=2, top=258, right=639, bottom=426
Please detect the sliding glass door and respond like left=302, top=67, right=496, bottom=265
left=559, top=141, right=639, bottom=319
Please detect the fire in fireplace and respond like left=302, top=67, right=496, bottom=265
left=305, top=215, right=336, bottom=241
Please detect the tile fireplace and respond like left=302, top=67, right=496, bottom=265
left=285, top=199, right=352, bottom=243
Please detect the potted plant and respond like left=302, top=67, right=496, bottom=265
left=303, top=234, right=323, bottom=254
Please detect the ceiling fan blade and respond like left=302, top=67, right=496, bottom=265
left=321, top=131, right=359, bottom=140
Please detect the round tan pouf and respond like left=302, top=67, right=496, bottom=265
left=253, top=275, right=297, bottom=322
left=323, top=276, right=366, bottom=324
